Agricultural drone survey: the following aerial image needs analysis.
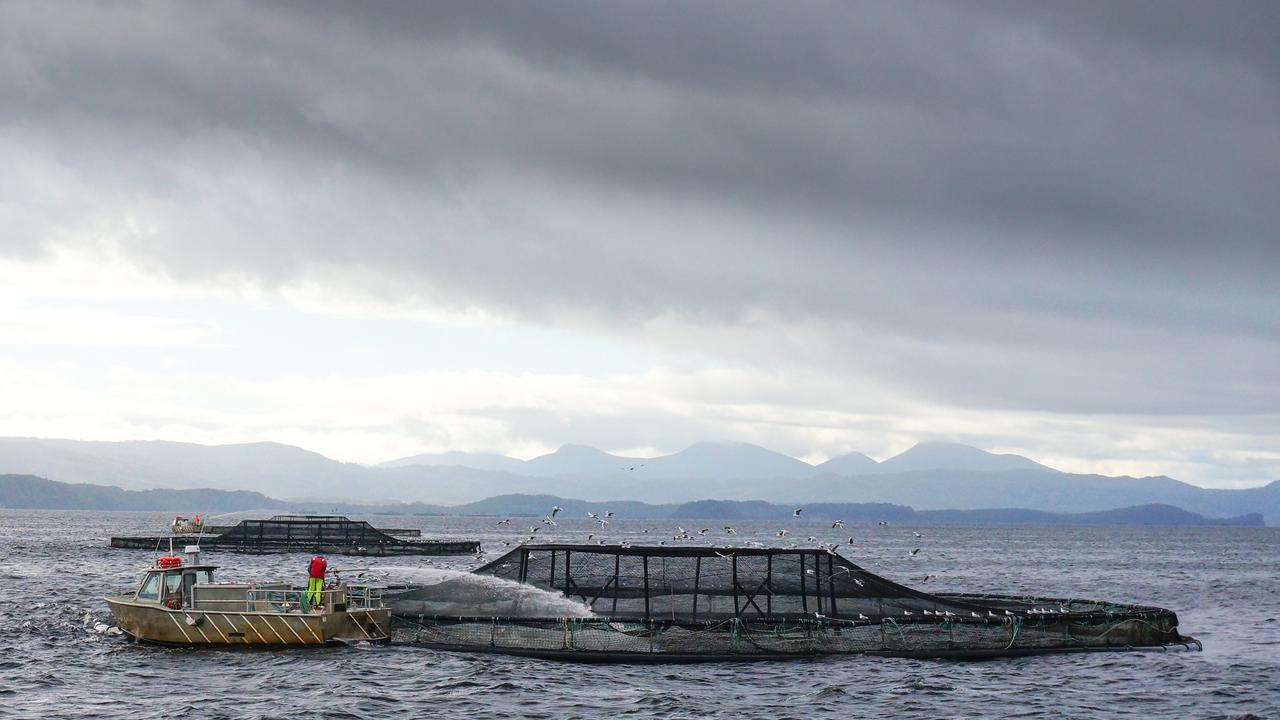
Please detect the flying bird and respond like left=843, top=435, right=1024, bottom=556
left=793, top=508, right=803, bottom=517
left=776, top=529, right=789, bottom=538
left=832, top=520, right=845, bottom=529
left=550, top=506, right=561, bottom=517
left=909, top=548, right=921, bottom=557
left=496, top=518, right=511, bottom=526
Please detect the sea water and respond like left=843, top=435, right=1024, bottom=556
left=0, top=510, right=1276, bottom=719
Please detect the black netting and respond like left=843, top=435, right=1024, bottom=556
left=384, top=544, right=1193, bottom=660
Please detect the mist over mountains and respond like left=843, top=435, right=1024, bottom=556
left=0, top=436, right=1275, bottom=524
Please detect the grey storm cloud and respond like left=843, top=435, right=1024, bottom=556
left=2, top=0, right=1278, bottom=416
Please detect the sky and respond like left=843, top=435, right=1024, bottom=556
left=1, top=1, right=1277, bottom=488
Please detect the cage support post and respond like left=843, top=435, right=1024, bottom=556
left=799, top=552, right=808, bottom=614
left=643, top=554, right=651, bottom=619
left=692, top=556, right=701, bottom=621
left=766, top=553, right=773, bottom=616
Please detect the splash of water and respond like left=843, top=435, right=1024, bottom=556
left=374, top=565, right=595, bottom=618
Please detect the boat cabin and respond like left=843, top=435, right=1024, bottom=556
left=134, top=557, right=218, bottom=611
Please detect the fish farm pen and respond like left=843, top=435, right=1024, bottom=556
left=111, top=515, right=478, bottom=557
left=388, top=544, right=1199, bottom=661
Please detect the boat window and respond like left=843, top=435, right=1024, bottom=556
left=138, top=572, right=161, bottom=601
left=182, top=570, right=211, bottom=595
left=164, top=572, right=183, bottom=597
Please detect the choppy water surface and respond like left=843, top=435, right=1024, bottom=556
left=1, top=510, right=1276, bottom=719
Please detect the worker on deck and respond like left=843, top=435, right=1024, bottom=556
left=307, top=555, right=327, bottom=608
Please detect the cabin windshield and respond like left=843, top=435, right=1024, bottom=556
left=164, top=572, right=183, bottom=598
left=138, top=572, right=161, bottom=601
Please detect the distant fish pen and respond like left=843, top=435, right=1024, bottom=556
left=111, top=515, right=478, bottom=557
left=388, top=544, right=1198, bottom=661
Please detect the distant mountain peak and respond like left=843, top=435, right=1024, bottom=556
left=879, top=442, right=1054, bottom=474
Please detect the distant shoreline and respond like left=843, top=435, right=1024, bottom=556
left=0, top=474, right=1264, bottom=527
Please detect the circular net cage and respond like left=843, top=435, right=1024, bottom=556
left=387, top=544, right=1196, bottom=661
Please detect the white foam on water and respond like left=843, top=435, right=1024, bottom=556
left=374, top=565, right=595, bottom=618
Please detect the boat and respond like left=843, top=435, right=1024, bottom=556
left=170, top=514, right=206, bottom=534
left=104, top=545, right=391, bottom=646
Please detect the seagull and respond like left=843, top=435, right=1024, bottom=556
left=853, top=578, right=865, bottom=587
left=604, top=511, right=614, bottom=518
left=806, top=536, right=818, bottom=543
left=550, top=506, right=561, bottom=517
left=529, top=526, right=540, bottom=534
left=923, top=610, right=933, bottom=616
left=724, top=525, right=737, bottom=535
left=642, top=527, right=654, bottom=534
left=713, top=551, right=733, bottom=560
left=597, top=519, right=609, bottom=529
left=496, top=518, right=511, bottom=526
left=848, top=536, right=855, bottom=544
left=587, top=533, right=594, bottom=541
left=698, top=528, right=710, bottom=535
left=909, top=548, right=921, bottom=557
left=903, top=610, right=914, bottom=616
left=776, top=530, right=789, bottom=538
left=832, top=520, right=846, bottom=529
left=857, top=613, right=870, bottom=621
left=793, top=508, right=803, bottom=517
left=920, top=574, right=934, bottom=582
left=971, top=611, right=982, bottom=618
left=587, top=512, right=599, bottom=519
left=912, top=531, right=922, bottom=538
left=877, top=520, right=889, bottom=526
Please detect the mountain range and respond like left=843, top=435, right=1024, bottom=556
left=0, top=476, right=1263, bottom=527
left=0, top=436, right=1276, bottom=524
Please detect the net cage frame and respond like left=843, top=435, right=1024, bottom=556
left=386, top=544, right=1196, bottom=660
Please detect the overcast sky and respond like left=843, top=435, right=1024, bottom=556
left=1, top=1, right=1277, bottom=487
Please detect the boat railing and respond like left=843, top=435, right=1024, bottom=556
left=189, top=584, right=384, bottom=613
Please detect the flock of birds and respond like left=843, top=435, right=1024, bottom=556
left=486, top=504, right=941, bottom=583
